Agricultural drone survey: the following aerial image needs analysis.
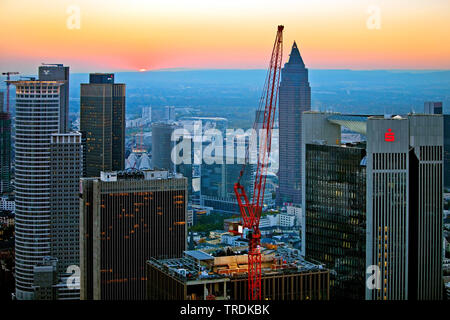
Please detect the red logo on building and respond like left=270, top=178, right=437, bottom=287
left=384, top=128, right=395, bottom=142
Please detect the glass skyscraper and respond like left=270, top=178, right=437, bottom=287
left=80, top=73, right=125, bottom=177
left=302, top=111, right=444, bottom=300
left=304, top=143, right=366, bottom=299
left=277, top=41, right=311, bottom=206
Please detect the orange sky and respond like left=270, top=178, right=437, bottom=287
left=0, top=0, right=449, bottom=73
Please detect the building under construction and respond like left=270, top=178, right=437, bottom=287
left=146, top=247, right=329, bottom=300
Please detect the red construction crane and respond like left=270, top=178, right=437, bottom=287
left=2, top=71, right=20, bottom=113
left=233, top=25, right=283, bottom=300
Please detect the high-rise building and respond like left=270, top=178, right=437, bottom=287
left=151, top=122, right=179, bottom=172
left=0, top=91, right=12, bottom=194
left=80, top=73, right=125, bottom=177
left=80, top=170, right=187, bottom=300
left=366, top=115, right=443, bottom=300
left=142, top=106, right=152, bottom=121
left=445, top=115, right=450, bottom=189
left=38, top=64, right=70, bottom=133
left=424, top=101, right=443, bottom=115
left=165, top=106, right=175, bottom=121
left=147, top=247, right=329, bottom=300
left=424, top=102, right=449, bottom=189
left=50, top=132, right=83, bottom=299
left=302, top=112, right=444, bottom=300
left=277, top=41, right=311, bottom=206
left=304, top=141, right=367, bottom=299
left=302, top=112, right=367, bottom=299
left=11, top=73, right=67, bottom=299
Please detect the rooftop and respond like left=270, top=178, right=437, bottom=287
left=148, top=247, right=326, bottom=283
left=99, top=169, right=183, bottom=182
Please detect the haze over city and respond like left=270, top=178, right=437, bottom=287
left=1, top=0, right=450, bottom=73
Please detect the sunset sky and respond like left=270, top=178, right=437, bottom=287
left=1, top=0, right=449, bottom=73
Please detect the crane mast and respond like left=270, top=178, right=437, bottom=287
left=2, top=72, right=20, bottom=113
left=234, top=25, right=283, bottom=300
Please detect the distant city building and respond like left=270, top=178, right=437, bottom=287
left=286, top=205, right=302, bottom=227
left=147, top=248, right=329, bottom=300
left=125, top=152, right=151, bottom=170
left=151, top=122, right=179, bottom=172
left=277, top=41, right=311, bottom=206
left=80, top=170, right=187, bottom=300
left=0, top=92, right=11, bottom=194
left=11, top=69, right=68, bottom=300
left=424, top=102, right=449, bottom=189
left=424, top=101, right=443, bottom=115
left=0, top=196, right=15, bottom=213
left=302, top=112, right=444, bottom=300
left=80, top=73, right=125, bottom=177
left=165, top=106, right=175, bottom=121
left=142, top=106, right=152, bottom=121
left=125, top=107, right=152, bottom=129
left=50, top=132, right=83, bottom=299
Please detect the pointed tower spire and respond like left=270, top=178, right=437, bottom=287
left=288, top=41, right=305, bottom=67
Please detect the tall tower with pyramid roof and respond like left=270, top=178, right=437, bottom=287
left=276, top=41, right=311, bottom=206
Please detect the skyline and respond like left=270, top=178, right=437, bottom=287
left=1, top=0, right=450, bottom=73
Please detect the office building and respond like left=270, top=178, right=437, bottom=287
left=366, top=114, right=443, bottom=300
left=178, top=117, right=228, bottom=202
left=424, top=102, right=443, bottom=115
left=11, top=74, right=67, bottom=299
left=80, top=73, right=125, bottom=177
left=302, top=112, right=444, bottom=300
left=80, top=169, right=187, bottom=300
left=0, top=91, right=11, bottom=194
left=277, top=41, right=311, bottom=206
left=50, top=132, right=83, bottom=299
left=424, top=102, right=449, bottom=189
left=142, top=106, right=152, bottom=121
left=38, top=64, right=70, bottom=133
left=151, top=122, right=179, bottom=172
left=147, top=247, right=329, bottom=300
left=165, top=106, right=175, bottom=121
left=31, top=257, right=58, bottom=300
left=304, top=134, right=367, bottom=299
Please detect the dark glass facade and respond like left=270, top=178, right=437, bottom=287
left=305, top=143, right=366, bottom=299
left=80, top=74, right=125, bottom=177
